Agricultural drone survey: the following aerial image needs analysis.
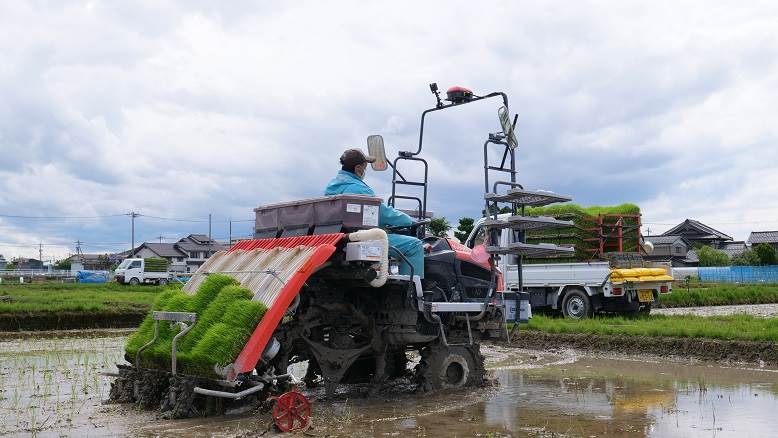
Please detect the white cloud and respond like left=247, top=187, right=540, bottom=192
left=1, top=0, right=778, bottom=259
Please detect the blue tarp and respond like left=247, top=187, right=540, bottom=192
left=76, top=270, right=110, bottom=283
left=698, top=266, right=778, bottom=283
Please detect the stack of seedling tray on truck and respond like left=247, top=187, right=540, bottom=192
left=143, top=257, right=170, bottom=272
left=521, top=203, right=642, bottom=263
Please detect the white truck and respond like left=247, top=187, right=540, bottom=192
left=465, top=215, right=673, bottom=319
left=114, top=258, right=173, bottom=286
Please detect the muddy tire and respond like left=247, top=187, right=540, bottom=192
left=417, top=344, right=485, bottom=391
left=129, top=277, right=140, bottom=286
left=562, top=289, right=592, bottom=320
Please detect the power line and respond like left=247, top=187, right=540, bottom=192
left=140, top=214, right=209, bottom=223
left=0, top=213, right=128, bottom=220
left=644, top=219, right=778, bottom=226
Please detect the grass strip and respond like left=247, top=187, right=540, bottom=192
left=526, top=314, right=778, bottom=342
left=659, top=284, right=778, bottom=308
left=0, top=283, right=166, bottom=314
left=125, top=274, right=267, bottom=378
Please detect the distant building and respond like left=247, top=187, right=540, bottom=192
left=661, top=219, right=733, bottom=249
left=131, top=234, right=226, bottom=273
left=13, top=258, right=44, bottom=270
left=719, top=241, right=748, bottom=259
left=0, top=254, right=6, bottom=270
left=747, top=231, right=778, bottom=251
left=63, top=254, right=112, bottom=270
left=643, top=235, right=697, bottom=266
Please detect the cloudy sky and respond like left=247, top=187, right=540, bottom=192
left=1, top=1, right=777, bottom=260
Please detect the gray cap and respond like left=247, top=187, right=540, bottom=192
left=340, top=148, right=376, bottom=168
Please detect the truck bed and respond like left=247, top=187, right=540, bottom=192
left=504, top=262, right=611, bottom=288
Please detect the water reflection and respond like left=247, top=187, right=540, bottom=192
left=475, top=358, right=778, bottom=437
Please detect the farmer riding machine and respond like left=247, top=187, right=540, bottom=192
left=109, top=84, right=573, bottom=431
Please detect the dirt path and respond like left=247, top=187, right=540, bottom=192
left=655, top=303, right=778, bottom=317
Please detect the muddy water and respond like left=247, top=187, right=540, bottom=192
left=1, top=333, right=777, bottom=437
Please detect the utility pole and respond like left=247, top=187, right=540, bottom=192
left=158, top=234, right=164, bottom=243
left=129, top=212, right=140, bottom=257
left=208, top=213, right=212, bottom=258
left=229, top=218, right=232, bottom=246
left=38, top=243, right=43, bottom=264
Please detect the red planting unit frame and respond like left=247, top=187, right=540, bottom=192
left=226, top=233, right=344, bottom=380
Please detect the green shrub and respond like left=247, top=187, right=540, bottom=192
left=697, top=246, right=730, bottom=266
left=732, top=249, right=760, bottom=266
left=754, top=244, right=777, bottom=266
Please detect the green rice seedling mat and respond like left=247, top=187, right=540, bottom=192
left=143, top=257, right=169, bottom=272
left=125, top=274, right=267, bottom=378
left=519, top=203, right=642, bottom=263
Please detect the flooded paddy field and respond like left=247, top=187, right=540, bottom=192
left=1, top=332, right=777, bottom=437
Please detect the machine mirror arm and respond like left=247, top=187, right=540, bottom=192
left=405, top=91, right=510, bottom=157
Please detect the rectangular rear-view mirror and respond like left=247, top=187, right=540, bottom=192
left=367, top=135, right=389, bottom=171
left=498, top=106, right=518, bottom=149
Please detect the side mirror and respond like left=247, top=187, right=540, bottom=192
left=498, top=106, right=518, bottom=149
left=367, top=135, right=389, bottom=171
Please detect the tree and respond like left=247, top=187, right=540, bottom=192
left=428, top=217, right=451, bottom=238
left=754, top=243, right=777, bottom=266
left=454, top=217, right=475, bottom=243
left=731, top=249, right=760, bottom=266
left=697, top=246, right=730, bottom=267
left=5, top=262, right=15, bottom=270
left=54, top=259, right=72, bottom=270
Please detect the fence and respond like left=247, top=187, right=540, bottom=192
left=0, top=269, right=74, bottom=281
left=698, top=266, right=778, bottom=283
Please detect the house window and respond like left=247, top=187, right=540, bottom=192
left=675, top=246, right=681, bottom=254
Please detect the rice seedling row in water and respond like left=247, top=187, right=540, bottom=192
left=125, top=274, right=268, bottom=378
left=0, top=333, right=126, bottom=435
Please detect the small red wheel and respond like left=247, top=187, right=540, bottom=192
left=272, top=390, right=312, bottom=433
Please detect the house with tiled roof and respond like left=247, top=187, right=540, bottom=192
left=748, top=231, right=778, bottom=251
left=661, top=219, right=733, bottom=249
left=131, top=234, right=226, bottom=273
left=63, top=253, right=112, bottom=270
left=643, top=235, right=697, bottom=266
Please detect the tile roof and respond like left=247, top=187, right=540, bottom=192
left=748, top=231, right=778, bottom=244
left=140, top=243, right=186, bottom=258
left=721, top=241, right=747, bottom=250
left=662, top=219, right=732, bottom=241
left=644, top=235, right=683, bottom=245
